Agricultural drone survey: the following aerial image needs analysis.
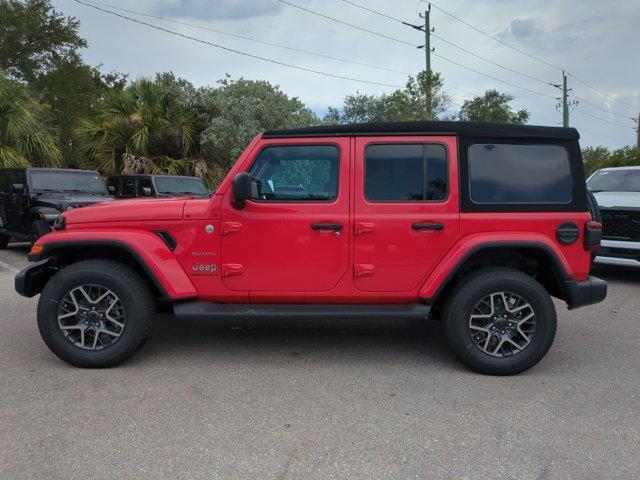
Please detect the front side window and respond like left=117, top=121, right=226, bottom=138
left=248, top=145, right=339, bottom=201
left=469, top=143, right=572, bottom=204
left=365, top=143, right=448, bottom=202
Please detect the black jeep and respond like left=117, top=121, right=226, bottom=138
left=0, top=168, right=112, bottom=246
left=106, top=174, right=210, bottom=198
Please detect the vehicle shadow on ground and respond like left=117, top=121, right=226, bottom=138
left=136, top=313, right=462, bottom=371
left=591, top=264, right=640, bottom=286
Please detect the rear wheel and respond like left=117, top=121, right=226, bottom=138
left=442, top=267, right=557, bottom=375
left=37, top=259, right=155, bottom=368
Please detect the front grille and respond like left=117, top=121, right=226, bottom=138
left=601, top=209, right=640, bottom=241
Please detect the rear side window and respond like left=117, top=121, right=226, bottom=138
left=249, top=145, right=339, bottom=201
left=469, top=144, right=572, bottom=204
left=365, top=144, right=447, bottom=202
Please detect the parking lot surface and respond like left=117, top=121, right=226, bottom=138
left=0, top=244, right=638, bottom=480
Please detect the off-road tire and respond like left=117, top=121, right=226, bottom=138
left=30, top=220, right=50, bottom=243
left=442, top=267, right=557, bottom=375
left=37, top=259, right=155, bottom=368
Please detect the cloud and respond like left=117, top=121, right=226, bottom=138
left=153, top=0, right=281, bottom=21
left=500, top=18, right=544, bottom=40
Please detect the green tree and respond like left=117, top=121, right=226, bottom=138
left=0, top=0, right=85, bottom=82
left=0, top=74, right=62, bottom=167
left=582, top=145, right=640, bottom=176
left=1, top=0, right=126, bottom=163
left=74, top=78, right=205, bottom=179
left=325, top=71, right=452, bottom=123
left=459, top=90, right=529, bottom=124
left=197, top=76, right=319, bottom=182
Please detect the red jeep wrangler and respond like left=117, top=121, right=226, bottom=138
left=16, top=121, right=606, bottom=374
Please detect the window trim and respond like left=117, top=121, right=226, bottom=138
left=467, top=142, right=573, bottom=206
left=363, top=141, right=450, bottom=204
left=245, top=143, right=342, bottom=204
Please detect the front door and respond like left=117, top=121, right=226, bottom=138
left=220, top=139, right=350, bottom=293
left=353, top=136, right=460, bottom=292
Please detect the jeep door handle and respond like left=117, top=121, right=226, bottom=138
left=412, top=222, right=444, bottom=231
left=311, top=223, right=343, bottom=231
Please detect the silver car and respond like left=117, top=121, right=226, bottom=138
left=587, top=166, right=640, bottom=267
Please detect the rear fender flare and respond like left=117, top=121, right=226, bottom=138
left=419, top=234, right=571, bottom=301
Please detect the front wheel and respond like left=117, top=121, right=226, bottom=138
left=37, top=259, right=155, bottom=368
left=442, top=267, right=557, bottom=375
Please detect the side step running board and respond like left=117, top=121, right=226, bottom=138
left=173, top=301, right=431, bottom=320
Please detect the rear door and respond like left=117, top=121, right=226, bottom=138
left=220, top=138, right=350, bottom=293
left=353, top=136, right=460, bottom=292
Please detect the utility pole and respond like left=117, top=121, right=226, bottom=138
left=420, top=5, right=432, bottom=73
left=551, top=71, right=578, bottom=127
left=633, top=113, right=640, bottom=148
left=402, top=3, right=434, bottom=73
left=402, top=4, right=434, bottom=117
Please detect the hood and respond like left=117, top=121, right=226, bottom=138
left=35, top=193, right=113, bottom=210
left=62, top=197, right=187, bottom=224
left=593, top=191, right=640, bottom=209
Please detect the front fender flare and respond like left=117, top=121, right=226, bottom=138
left=33, top=229, right=197, bottom=300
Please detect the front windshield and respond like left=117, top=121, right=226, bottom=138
left=154, top=177, right=208, bottom=196
left=588, top=169, right=640, bottom=192
left=30, top=171, right=108, bottom=194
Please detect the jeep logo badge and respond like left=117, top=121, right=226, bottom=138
left=205, top=224, right=215, bottom=234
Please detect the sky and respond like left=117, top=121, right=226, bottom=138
left=53, top=0, right=640, bottom=148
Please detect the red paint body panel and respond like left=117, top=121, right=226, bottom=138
left=33, top=132, right=595, bottom=306
left=353, top=136, right=461, bottom=292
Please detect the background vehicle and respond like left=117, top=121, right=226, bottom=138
left=106, top=174, right=210, bottom=198
left=16, top=121, right=606, bottom=374
left=0, top=168, right=112, bottom=246
left=587, top=166, right=640, bottom=267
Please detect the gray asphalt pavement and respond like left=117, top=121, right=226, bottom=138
left=0, top=244, right=638, bottom=480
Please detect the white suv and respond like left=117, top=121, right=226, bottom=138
left=587, top=166, right=640, bottom=267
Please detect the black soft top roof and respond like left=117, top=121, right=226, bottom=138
left=263, top=121, right=579, bottom=140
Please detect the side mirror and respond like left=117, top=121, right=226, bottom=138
left=142, top=186, right=152, bottom=196
left=232, top=172, right=252, bottom=209
left=12, top=183, right=24, bottom=194
left=107, top=185, right=116, bottom=195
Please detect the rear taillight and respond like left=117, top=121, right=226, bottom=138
left=584, top=221, right=602, bottom=251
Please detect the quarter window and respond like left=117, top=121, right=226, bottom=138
left=365, top=144, right=448, bottom=202
left=469, top=144, right=572, bottom=204
left=248, top=145, right=339, bottom=201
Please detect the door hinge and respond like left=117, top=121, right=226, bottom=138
left=222, top=263, right=243, bottom=277
left=221, top=221, right=242, bottom=236
left=354, top=221, right=375, bottom=235
left=354, top=264, right=375, bottom=277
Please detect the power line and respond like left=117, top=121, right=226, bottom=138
left=341, top=0, right=551, bottom=86
left=278, top=0, right=418, bottom=47
left=426, top=1, right=563, bottom=72
left=569, top=73, right=639, bottom=111
left=81, top=0, right=411, bottom=76
left=431, top=52, right=557, bottom=100
left=573, top=107, right=636, bottom=130
left=284, top=0, right=557, bottom=101
left=573, top=95, right=636, bottom=121
left=72, top=0, right=406, bottom=89
left=424, top=1, right=639, bottom=114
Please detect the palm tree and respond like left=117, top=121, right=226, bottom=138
left=74, top=78, right=208, bottom=180
left=0, top=75, right=63, bottom=168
